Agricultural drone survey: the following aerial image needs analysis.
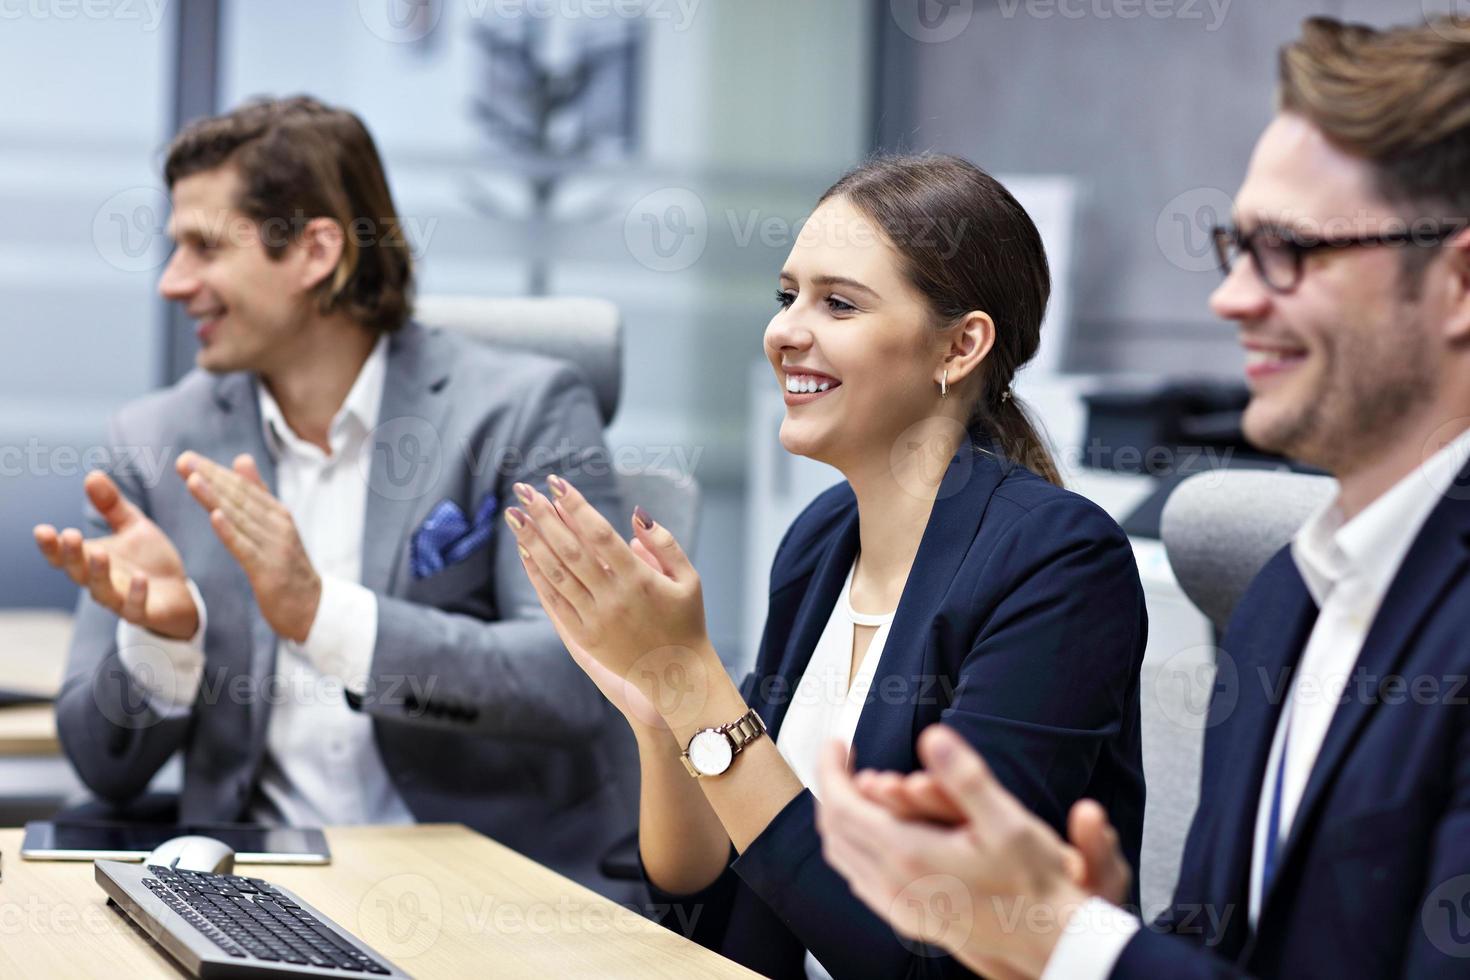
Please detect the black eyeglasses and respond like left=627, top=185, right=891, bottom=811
left=1211, top=220, right=1467, bottom=293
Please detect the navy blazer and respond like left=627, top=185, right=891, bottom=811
left=1114, top=459, right=1470, bottom=978
left=650, top=436, right=1148, bottom=979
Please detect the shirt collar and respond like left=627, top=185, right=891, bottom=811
left=1292, top=426, right=1470, bottom=607
left=257, top=334, right=389, bottom=460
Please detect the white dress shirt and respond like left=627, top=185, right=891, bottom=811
left=116, top=335, right=414, bottom=828
left=776, top=557, right=896, bottom=980
left=1041, top=426, right=1470, bottom=980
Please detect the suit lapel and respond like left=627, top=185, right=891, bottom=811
left=807, top=438, right=1007, bottom=772
left=208, top=373, right=280, bottom=751
left=1263, top=479, right=1470, bottom=912
left=763, top=505, right=859, bottom=736
left=1205, top=563, right=1316, bottom=929
left=360, top=323, right=454, bottom=596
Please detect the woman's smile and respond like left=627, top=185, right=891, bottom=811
left=782, top=369, right=842, bottom=406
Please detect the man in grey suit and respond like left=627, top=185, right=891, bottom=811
left=32, top=96, right=638, bottom=898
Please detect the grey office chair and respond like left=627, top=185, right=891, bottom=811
left=1161, top=468, right=1336, bottom=631
left=416, top=295, right=701, bottom=884
left=414, top=295, right=623, bottom=425
left=1133, top=468, right=1335, bottom=915
left=414, top=295, right=701, bottom=547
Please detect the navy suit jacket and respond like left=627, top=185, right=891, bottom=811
left=1114, top=461, right=1470, bottom=978
left=650, top=436, right=1149, bottom=979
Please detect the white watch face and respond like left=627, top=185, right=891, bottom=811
left=688, top=729, right=734, bottom=776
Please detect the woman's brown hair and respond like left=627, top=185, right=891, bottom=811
left=818, top=154, right=1062, bottom=485
left=164, top=95, right=414, bottom=334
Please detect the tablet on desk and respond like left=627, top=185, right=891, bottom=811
left=19, top=820, right=331, bottom=864
left=0, top=688, right=52, bottom=708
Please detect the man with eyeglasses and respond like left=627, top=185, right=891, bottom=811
left=811, top=15, right=1470, bottom=979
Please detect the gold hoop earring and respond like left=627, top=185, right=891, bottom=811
left=940, top=370, right=948, bottom=399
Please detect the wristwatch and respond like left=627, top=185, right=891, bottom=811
left=680, top=709, right=768, bottom=778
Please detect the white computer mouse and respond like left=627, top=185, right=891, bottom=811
left=144, top=835, right=236, bottom=875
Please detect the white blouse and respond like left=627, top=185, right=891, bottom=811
left=775, top=557, right=898, bottom=980
left=776, top=558, right=897, bottom=799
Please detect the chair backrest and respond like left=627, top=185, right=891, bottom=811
left=414, top=295, right=623, bottom=425
left=1160, top=469, right=1337, bottom=631
left=1133, top=467, right=1333, bottom=915
left=417, top=295, right=700, bottom=549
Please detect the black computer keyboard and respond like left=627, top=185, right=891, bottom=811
left=95, top=859, right=412, bottom=978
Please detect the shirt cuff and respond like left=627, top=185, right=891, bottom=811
left=115, top=578, right=207, bottom=716
left=1039, top=897, right=1140, bottom=980
left=297, top=576, right=377, bottom=696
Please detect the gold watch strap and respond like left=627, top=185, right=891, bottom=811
left=723, top=708, right=767, bottom=753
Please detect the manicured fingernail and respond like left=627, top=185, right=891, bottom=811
left=514, top=483, right=534, bottom=507
left=633, top=506, right=653, bottom=530
left=518, top=545, right=531, bottom=560
left=548, top=474, right=568, bottom=498
left=930, top=735, right=955, bottom=767
left=504, top=508, right=525, bottom=531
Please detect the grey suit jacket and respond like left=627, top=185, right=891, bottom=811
left=55, top=322, right=639, bottom=898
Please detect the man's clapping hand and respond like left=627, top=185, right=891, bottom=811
left=33, top=471, right=200, bottom=640
left=177, top=451, right=322, bottom=644
left=848, top=749, right=1134, bottom=906
left=816, top=725, right=1136, bottom=979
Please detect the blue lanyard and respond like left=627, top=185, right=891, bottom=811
left=1261, top=710, right=1294, bottom=892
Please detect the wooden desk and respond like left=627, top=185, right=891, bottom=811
left=0, top=824, right=762, bottom=979
left=0, top=610, right=71, bottom=757
left=0, top=703, right=56, bottom=757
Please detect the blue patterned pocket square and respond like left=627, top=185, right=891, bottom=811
left=410, top=493, right=499, bottom=580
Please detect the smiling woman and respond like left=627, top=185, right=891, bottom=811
left=768, top=156, right=1060, bottom=486
left=506, top=155, right=1149, bottom=980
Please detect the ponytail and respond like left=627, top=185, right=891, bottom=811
left=973, top=391, right=1063, bottom=487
